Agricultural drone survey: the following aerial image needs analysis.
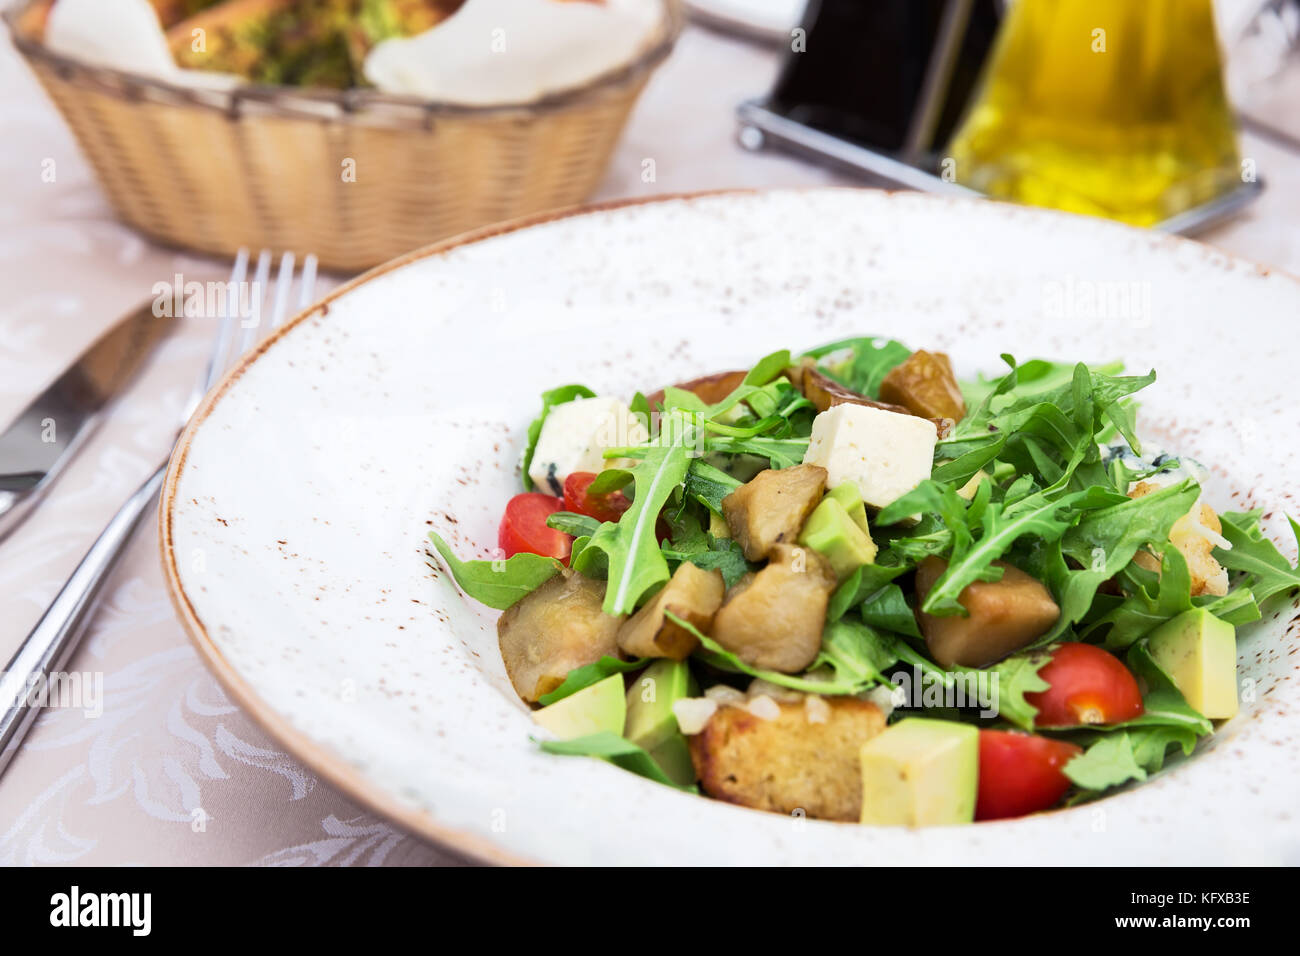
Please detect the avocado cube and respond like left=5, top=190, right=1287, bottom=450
left=826, top=482, right=872, bottom=537
left=646, top=733, right=697, bottom=787
left=1147, top=607, right=1238, bottom=719
left=798, top=496, right=878, bottom=580
left=625, top=659, right=697, bottom=751
left=859, top=718, right=978, bottom=826
left=533, top=674, right=627, bottom=740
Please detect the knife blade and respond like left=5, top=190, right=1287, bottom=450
left=0, top=303, right=174, bottom=543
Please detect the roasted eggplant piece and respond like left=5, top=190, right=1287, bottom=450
left=644, top=369, right=747, bottom=411
left=879, top=350, right=966, bottom=421
left=617, top=562, right=725, bottom=660
left=914, top=557, right=1059, bottom=669
left=721, top=463, right=827, bottom=561
left=710, top=543, right=836, bottom=672
left=498, top=570, right=623, bottom=702
left=787, top=358, right=911, bottom=416
left=689, top=696, right=886, bottom=821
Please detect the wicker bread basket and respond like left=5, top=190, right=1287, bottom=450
left=6, top=0, right=681, bottom=272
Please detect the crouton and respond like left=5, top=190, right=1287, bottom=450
left=1129, top=482, right=1229, bottom=597
left=688, top=696, right=887, bottom=821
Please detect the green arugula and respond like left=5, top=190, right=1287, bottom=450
left=520, top=384, right=596, bottom=492
left=428, top=532, right=561, bottom=609
left=1062, top=732, right=1148, bottom=790
left=801, top=336, right=911, bottom=397
left=546, top=511, right=602, bottom=538
left=858, top=583, right=922, bottom=638
left=1215, top=510, right=1300, bottom=607
left=536, top=731, right=696, bottom=792
left=1033, top=479, right=1201, bottom=645
left=536, top=656, right=646, bottom=706
left=575, top=412, right=694, bottom=615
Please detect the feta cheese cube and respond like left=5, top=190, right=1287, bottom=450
left=802, top=404, right=935, bottom=509
left=528, top=397, right=649, bottom=495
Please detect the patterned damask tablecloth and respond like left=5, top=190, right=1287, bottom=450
left=1, top=21, right=1298, bottom=866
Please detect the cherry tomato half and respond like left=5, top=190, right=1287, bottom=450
left=976, top=730, right=1082, bottom=821
left=499, top=493, right=571, bottom=562
left=1025, top=643, right=1145, bottom=727
left=563, top=472, right=631, bottom=524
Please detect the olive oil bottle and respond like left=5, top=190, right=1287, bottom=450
left=945, top=0, right=1241, bottom=226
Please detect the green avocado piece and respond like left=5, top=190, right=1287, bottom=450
left=533, top=674, right=627, bottom=740
left=798, top=496, right=878, bottom=580
left=859, top=718, right=978, bottom=826
left=646, top=733, right=696, bottom=787
left=625, top=659, right=697, bottom=751
left=1147, top=607, right=1238, bottom=719
left=826, top=482, right=872, bottom=537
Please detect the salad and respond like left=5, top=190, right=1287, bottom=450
left=430, top=338, right=1300, bottom=826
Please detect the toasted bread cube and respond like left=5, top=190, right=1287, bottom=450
left=617, top=562, right=725, bottom=660
left=689, top=696, right=887, bottom=821
left=721, top=464, right=827, bottom=561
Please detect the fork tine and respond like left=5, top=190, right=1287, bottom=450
left=297, top=254, right=318, bottom=312
left=268, top=252, right=296, bottom=332
left=198, top=248, right=249, bottom=400
left=237, top=249, right=273, bottom=355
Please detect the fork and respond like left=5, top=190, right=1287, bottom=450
left=0, top=250, right=317, bottom=777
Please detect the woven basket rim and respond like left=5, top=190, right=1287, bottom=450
left=4, top=0, right=683, bottom=123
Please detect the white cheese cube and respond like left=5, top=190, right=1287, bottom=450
left=802, top=404, right=936, bottom=510
left=528, top=397, right=649, bottom=495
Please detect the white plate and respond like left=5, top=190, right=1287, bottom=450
left=161, top=189, right=1300, bottom=865
left=686, top=0, right=805, bottom=41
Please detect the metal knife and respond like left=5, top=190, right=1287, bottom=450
left=0, top=304, right=173, bottom=543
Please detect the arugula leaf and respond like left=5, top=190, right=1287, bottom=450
left=662, top=537, right=752, bottom=589
left=1127, top=725, right=1198, bottom=772
left=1063, top=732, right=1148, bottom=790
left=576, top=412, right=694, bottom=615
left=670, top=612, right=886, bottom=695
left=892, top=481, right=1094, bottom=617
left=1035, top=479, right=1201, bottom=644
left=546, top=511, right=601, bottom=538
left=428, top=532, right=561, bottom=609
left=536, top=656, right=645, bottom=706
left=683, top=459, right=741, bottom=515
left=536, top=731, right=696, bottom=792
left=1196, top=587, right=1262, bottom=628
left=520, top=384, right=596, bottom=492
left=1084, top=547, right=1193, bottom=650
left=703, top=434, right=809, bottom=469
left=827, top=562, right=909, bottom=622
left=742, top=349, right=792, bottom=386
left=982, top=650, right=1053, bottom=730
left=1215, top=510, right=1300, bottom=607
left=802, top=336, right=911, bottom=397
left=858, top=583, right=922, bottom=638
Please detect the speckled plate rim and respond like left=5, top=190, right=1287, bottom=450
left=159, top=187, right=1300, bottom=866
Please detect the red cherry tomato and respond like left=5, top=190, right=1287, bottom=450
left=499, top=493, right=570, bottom=562
left=562, top=472, right=631, bottom=524
left=976, top=730, right=1082, bottom=821
left=1025, top=643, right=1145, bottom=727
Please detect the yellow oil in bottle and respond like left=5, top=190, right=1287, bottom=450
left=945, top=0, right=1241, bottom=226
